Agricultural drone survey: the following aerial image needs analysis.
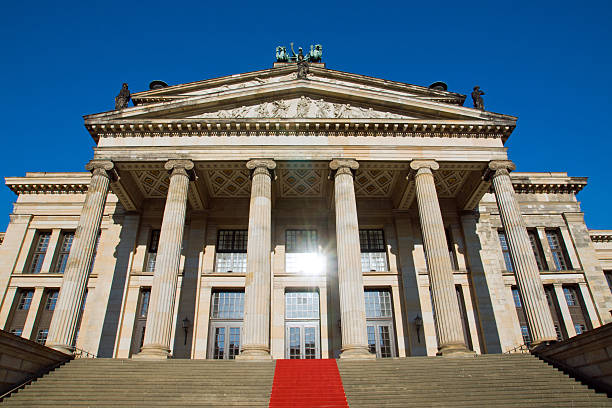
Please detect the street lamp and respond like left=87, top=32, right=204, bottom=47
left=182, top=317, right=191, bottom=345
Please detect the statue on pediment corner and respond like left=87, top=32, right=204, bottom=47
left=308, top=44, right=323, bottom=62
left=472, top=86, right=485, bottom=110
left=114, top=83, right=130, bottom=110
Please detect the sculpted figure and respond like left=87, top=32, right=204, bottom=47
left=275, top=46, right=289, bottom=62
left=296, top=48, right=309, bottom=79
left=472, top=86, right=485, bottom=110
left=296, top=96, right=310, bottom=117
left=315, top=99, right=330, bottom=118
left=308, top=44, right=323, bottom=62
left=114, top=83, right=131, bottom=110
left=271, top=100, right=290, bottom=118
left=334, top=103, right=351, bottom=118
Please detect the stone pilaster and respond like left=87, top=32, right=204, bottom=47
left=237, top=159, right=276, bottom=360
left=135, top=160, right=193, bottom=359
left=487, top=160, right=557, bottom=345
left=410, top=160, right=470, bottom=356
left=47, top=160, right=115, bottom=354
left=330, top=159, right=374, bottom=359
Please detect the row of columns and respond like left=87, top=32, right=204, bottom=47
left=45, top=158, right=557, bottom=358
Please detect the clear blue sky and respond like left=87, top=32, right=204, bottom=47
left=0, top=1, right=610, bottom=230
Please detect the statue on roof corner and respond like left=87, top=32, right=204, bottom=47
left=308, top=44, right=323, bottom=62
left=296, top=48, right=309, bottom=79
left=472, top=86, right=485, bottom=110
left=115, top=83, right=131, bottom=110
left=276, top=46, right=289, bottom=62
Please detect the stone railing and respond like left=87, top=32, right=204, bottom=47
left=533, top=323, right=612, bottom=395
left=0, top=330, right=72, bottom=396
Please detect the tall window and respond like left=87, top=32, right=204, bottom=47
left=130, top=288, right=150, bottom=356
left=36, top=329, right=49, bottom=345
left=562, top=285, right=591, bottom=335
left=498, top=231, right=513, bottom=272
left=45, top=290, right=59, bottom=311
left=364, top=289, right=395, bottom=358
left=18, top=290, right=34, bottom=310
left=28, top=231, right=51, bottom=274
left=144, top=229, right=160, bottom=272
left=360, top=229, right=388, bottom=272
left=285, top=230, right=318, bottom=274
left=88, top=232, right=101, bottom=274
left=209, top=291, right=244, bottom=360
left=445, top=228, right=459, bottom=271
left=605, top=271, right=612, bottom=293
left=215, top=230, right=247, bottom=273
left=512, top=288, right=522, bottom=308
left=527, top=230, right=546, bottom=271
left=53, top=231, right=75, bottom=273
left=546, top=229, right=570, bottom=271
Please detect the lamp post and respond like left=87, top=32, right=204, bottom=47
left=414, top=315, right=423, bottom=343
left=182, top=317, right=190, bottom=346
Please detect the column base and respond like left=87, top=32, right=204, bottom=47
left=339, top=346, right=376, bottom=359
left=132, top=344, right=171, bottom=359
left=437, top=343, right=476, bottom=357
left=235, top=346, right=272, bottom=360
left=46, top=343, right=74, bottom=356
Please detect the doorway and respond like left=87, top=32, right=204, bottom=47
left=284, top=289, right=320, bottom=359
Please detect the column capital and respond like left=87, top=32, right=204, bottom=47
left=410, top=159, right=439, bottom=172
left=85, top=160, right=117, bottom=180
left=246, top=159, right=276, bottom=179
left=486, top=160, right=516, bottom=179
left=329, top=159, right=359, bottom=178
left=165, top=159, right=195, bottom=180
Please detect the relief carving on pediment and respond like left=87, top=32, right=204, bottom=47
left=191, top=96, right=412, bottom=120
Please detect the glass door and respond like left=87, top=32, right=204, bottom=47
left=286, top=322, right=320, bottom=359
left=367, top=323, right=395, bottom=358
left=208, top=322, right=242, bottom=360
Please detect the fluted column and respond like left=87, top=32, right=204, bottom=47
left=488, top=160, right=557, bottom=345
left=47, top=160, right=115, bottom=354
left=135, top=160, right=193, bottom=359
left=237, top=159, right=276, bottom=360
left=410, top=160, right=470, bottom=356
left=330, top=159, right=374, bottom=359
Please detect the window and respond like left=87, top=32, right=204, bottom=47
left=209, top=291, right=244, bottom=360
left=546, top=229, right=570, bottom=271
left=512, top=288, right=522, bottom=308
left=28, top=231, right=51, bottom=274
left=45, top=290, right=59, bottom=311
left=145, top=230, right=160, bottom=272
left=606, top=272, right=612, bottom=293
left=445, top=228, right=459, bottom=271
left=365, top=289, right=395, bottom=358
left=520, top=325, right=531, bottom=347
left=139, top=289, right=150, bottom=318
left=498, top=231, right=513, bottom=272
left=36, top=329, right=48, bottom=345
left=130, top=288, right=150, bottom=356
left=9, top=328, right=23, bottom=337
left=285, top=290, right=319, bottom=319
left=89, top=232, right=101, bottom=274
left=285, top=230, right=318, bottom=274
left=527, top=230, right=546, bottom=271
left=53, top=231, right=75, bottom=273
left=17, top=290, right=34, bottom=310
left=360, top=229, right=388, bottom=272
left=215, top=230, right=247, bottom=273
left=574, top=323, right=586, bottom=335
left=285, top=290, right=321, bottom=359
left=563, top=285, right=591, bottom=334
left=563, top=287, right=577, bottom=306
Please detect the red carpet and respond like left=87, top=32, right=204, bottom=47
left=269, top=359, right=349, bottom=408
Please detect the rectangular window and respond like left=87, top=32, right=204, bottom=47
left=520, top=325, right=531, bottom=347
left=10, top=328, right=23, bottom=337
left=360, top=229, right=388, bottom=272
left=445, top=228, right=459, bottom=271
left=45, top=290, right=59, bottom=311
left=606, top=272, right=612, bottom=293
left=546, top=229, right=570, bottom=271
left=512, top=288, right=522, bottom=308
left=89, top=232, right=101, bottom=274
left=527, top=230, right=546, bottom=271
left=215, top=230, right=247, bottom=273
left=139, top=289, right=150, bottom=318
left=36, top=329, right=49, bottom=345
left=18, top=290, right=34, bottom=310
left=28, top=231, right=51, bottom=274
left=209, top=290, right=244, bottom=360
left=53, top=231, right=75, bottom=273
left=211, top=291, right=245, bottom=320
left=574, top=323, right=586, bottom=335
left=563, top=287, right=577, bottom=306
left=145, top=229, right=161, bottom=272
left=364, top=289, right=396, bottom=358
left=498, top=231, right=513, bottom=272
left=364, top=289, right=393, bottom=319
left=285, top=290, right=319, bottom=319
left=285, top=230, right=318, bottom=273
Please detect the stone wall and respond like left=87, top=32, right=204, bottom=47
left=0, top=330, right=71, bottom=395
left=534, top=322, right=612, bottom=394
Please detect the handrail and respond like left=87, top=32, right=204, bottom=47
left=505, top=344, right=531, bottom=354
left=65, top=345, right=97, bottom=358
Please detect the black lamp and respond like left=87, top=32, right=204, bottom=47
left=414, top=315, right=423, bottom=343
left=182, top=317, right=191, bottom=345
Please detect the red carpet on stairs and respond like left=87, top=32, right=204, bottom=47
left=269, top=359, right=349, bottom=408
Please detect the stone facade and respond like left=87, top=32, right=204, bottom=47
left=0, top=64, right=610, bottom=359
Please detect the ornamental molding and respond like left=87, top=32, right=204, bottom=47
left=589, top=230, right=612, bottom=243
left=7, top=183, right=90, bottom=195
left=511, top=182, right=587, bottom=194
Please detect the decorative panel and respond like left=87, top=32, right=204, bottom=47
left=133, top=170, right=170, bottom=198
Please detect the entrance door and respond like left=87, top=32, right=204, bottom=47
left=284, top=289, right=320, bottom=359
left=208, top=322, right=242, bottom=360
left=286, top=322, right=320, bottom=359
left=367, top=322, right=395, bottom=358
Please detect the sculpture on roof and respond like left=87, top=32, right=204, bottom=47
left=276, top=46, right=289, bottom=62
left=308, top=44, right=323, bottom=62
left=472, top=86, right=485, bottom=110
left=115, top=83, right=131, bottom=110
left=296, top=48, right=309, bottom=79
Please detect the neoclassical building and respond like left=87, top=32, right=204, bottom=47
left=1, top=57, right=611, bottom=360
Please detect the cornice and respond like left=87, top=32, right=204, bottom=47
left=6, top=173, right=91, bottom=195
left=510, top=174, right=587, bottom=194
left=589, top=230, right=612, bottom=243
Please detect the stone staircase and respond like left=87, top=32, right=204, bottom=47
left=338, top=354, right=612, bottom=407
left=0, top=359, right=275, bottom=407
left=1, top=354, right=610, bottom=407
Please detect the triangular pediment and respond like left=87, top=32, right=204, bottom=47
left=85, top=66, right=516, bottom=124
